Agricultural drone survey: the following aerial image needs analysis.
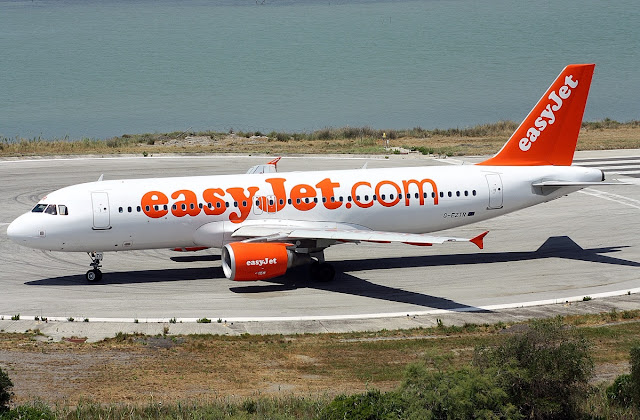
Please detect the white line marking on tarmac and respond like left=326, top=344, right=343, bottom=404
left=580, top=188, right=640, bottom=209
left=3, top=288, right=639, bottom=324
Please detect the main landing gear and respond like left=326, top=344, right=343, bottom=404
left=86, top=251, right=103, bottom=282
left=309, top=261, right=335, bottom=282
left=308, top=251, right=335, bottom=282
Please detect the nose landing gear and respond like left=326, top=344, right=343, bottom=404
left=86, top=252, right=103, bottom=282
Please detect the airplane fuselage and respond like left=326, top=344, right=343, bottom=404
left=8, top=164, right=602, bottom=252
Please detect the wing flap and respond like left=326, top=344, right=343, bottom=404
left=232, top=224, right=488, bottom=249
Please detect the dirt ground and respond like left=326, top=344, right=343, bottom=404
left=0, top=324, right=634, bottom=406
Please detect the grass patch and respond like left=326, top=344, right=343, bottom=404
left=2, top=119, right=639, bottom=157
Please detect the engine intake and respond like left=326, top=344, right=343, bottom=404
left=221, top=242, right=311, bottom=281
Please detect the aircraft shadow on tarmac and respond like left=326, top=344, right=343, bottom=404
left=25, top=236, right=639, bottom=310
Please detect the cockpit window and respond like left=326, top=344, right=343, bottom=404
left=44, top=204, right=57, bottom=215
left=58, top=205, right=68, bottom=215
left=32, top=204, right=48, bottom=213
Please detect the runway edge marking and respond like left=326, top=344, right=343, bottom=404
left=3, top=287, right=640, bottom=324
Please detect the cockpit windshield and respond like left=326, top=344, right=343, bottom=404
left=32, top=204, right=47, bottom=213
left=31, top=203, right=69, bottom=215
left=44, top=204, right=57, bottom=215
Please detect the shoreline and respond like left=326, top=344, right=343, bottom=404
left=1, top=119, right=639, bottom=158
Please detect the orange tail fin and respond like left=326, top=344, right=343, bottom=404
left=478, top=64, right=595, bottom=166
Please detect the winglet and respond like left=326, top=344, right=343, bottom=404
left=478, top=64, right=595, bottom=166
left=470, top=231, right=489, bottom=250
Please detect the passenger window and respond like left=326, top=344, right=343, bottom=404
left=464, top=191, right=469, bottom=197
left=137, top=206, right=141, bottom=212
left=128, top=206, right=132, bottom=213
left=58, top=205, right=69, bottom=215
left=45, top=204, right=57, bottom=215
left=472, top=190, right=477, bottom=196
left=32, top=204, right=48, bottom=213
left=439, top=192, right=444, bottom=198
left=119, top=207, right=123, bottom=213
left=448, top=192, right=452, bottom=197
left=456, top=191, right=460, bottom=197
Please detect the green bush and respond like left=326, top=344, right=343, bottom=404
left=0, top=401, right=55, bottom=420
left=609, top=344, right=640, bottom=410
left=607, top=374, right=634, bottom=406
left=631, top=345, right=640, bottom=406
left=0, top=368, right=13, bottom=412
left=400, top=365, right=521, bottom=419
left=320, top=389, right=407, bottom=420
left=475, top=317, right=593, bottom=419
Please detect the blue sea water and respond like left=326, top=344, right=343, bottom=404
left=0, top=0, right=639, bottom=140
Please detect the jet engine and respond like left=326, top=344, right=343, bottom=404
left=221, top=242, right=312, bottom=281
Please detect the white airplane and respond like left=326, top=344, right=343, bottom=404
left=8, top=64, right=612, bottom=283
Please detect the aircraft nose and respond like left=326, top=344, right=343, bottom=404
left=6, top=213, right=36, bottom=245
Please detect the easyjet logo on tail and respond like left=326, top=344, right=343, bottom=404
left=519, top=74, right=579, bottom=152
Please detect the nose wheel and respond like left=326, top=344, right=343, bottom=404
left=86, top=252, right=103, bottom=282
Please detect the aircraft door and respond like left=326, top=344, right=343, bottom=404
left=485, top=174, right=503, bottom=209
left=253, top=196, right=264, bottom=215
left=253, top=195, right=278, bottom=215
left=91, top=192, right=111, bottom=230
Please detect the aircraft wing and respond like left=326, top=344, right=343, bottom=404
left=231, top=224, right=488, bottom=249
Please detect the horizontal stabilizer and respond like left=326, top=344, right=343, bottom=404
left=532, top=181, right=630, bottom=187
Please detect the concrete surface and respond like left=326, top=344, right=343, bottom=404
left=1, top=151, right=639, bottom=341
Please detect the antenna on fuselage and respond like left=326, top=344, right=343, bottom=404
left=97, top=174, right=104, bottom=182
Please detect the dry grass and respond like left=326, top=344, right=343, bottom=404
left=2, top=314, right=640, bottom=406
left=1, top=120, right=639, bottom=158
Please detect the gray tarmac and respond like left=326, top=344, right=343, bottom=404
left=1, top=151, right=640, bottom=341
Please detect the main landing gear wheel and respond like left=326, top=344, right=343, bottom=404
left=309, top=261, right=336, bottom=282
left=86, top=251, right=104, bottom=282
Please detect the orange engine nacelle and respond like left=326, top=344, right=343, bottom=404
left=221, top=242, right=311, bottom=281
